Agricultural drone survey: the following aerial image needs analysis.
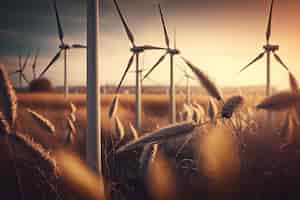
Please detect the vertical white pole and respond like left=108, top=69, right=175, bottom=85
left=64, top=50, right=68, bottom=98
left=136, top=53, right=142, bottom=130
left=87, top=0, right=101, bottom=175
left=169, top=54, right=176, bottom=124
left=266, top=49, right=270, bottom=96
left=266, top=45, right=273, bottom=125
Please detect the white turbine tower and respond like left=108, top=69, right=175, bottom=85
left=39, top=0, right=87, bottom=98
left=113, top=0, right=165, bottom=131
left=239, top=0, right=289, bottom=96
left=87, top=0, right=101, bottom=175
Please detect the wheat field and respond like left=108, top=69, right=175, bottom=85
left=1, top=90, right=300, bottom=200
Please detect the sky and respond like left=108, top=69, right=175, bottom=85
left=1, top=0, right=300, bottom=90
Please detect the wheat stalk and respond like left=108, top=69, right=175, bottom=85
left=183, top=104, right=193, bottom=121
left=256, top=91, right=300, bottom=111
left=9, top=133, right=58, bottom=177
left=221, top=96, right=244, bottom=118
left=193, top=102, right=205, bottom=118
left=65, top=118, right=76, bottom=145
left=139, top=143, right=158, bottom=176
left=108, top=96, right=119, bottom=119
left=208, top=98, right=218, bottom=121
left=27, top=109, right=56, bottom=135
left=0, top=65, right=17, bottom=127
left=191, top=105, right=202, bottom=124
left=279, top=112, right=294, bottom=141
left=129, top=122, right=139, bottom=140
left=0, top=112, right=11, bottom=134
left=181, top=57, right=223, bottom=101
left=289, top=72, right=300, bottom=93
left=70, top=102, right=77, bottom=114
left=114, top=116, right=125, bottom=141
left=117, top=121, right=196, bottom=154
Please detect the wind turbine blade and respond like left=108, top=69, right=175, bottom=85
left=143, top=52, right=168, bottom=80
left=158, top=4, right=170, bottom=48
left=53, top=0, right=64, bottom=44
left=39, top=50, right=62, bottom=78
left=22, top=52, right=31, bottom=71
left=142, top=45, right=166, bottom=50
left=21, top=73, right=30, bottom=84
left=113, top=0, right=135, bottom=46
left=272, top=52, right=289, bottom=72
left=240, top=52, right=265, bottom=73
left=266, top=0, right=274, bottom=41
left=32, top=49, right=40, bottom=70
left=115, top=54, right=135, bottom=94
left=18, top=54, right=22, bottom=69
left=72, top=44, right=87, bottom=49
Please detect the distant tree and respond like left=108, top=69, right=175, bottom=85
left=29, top=78, right=54, bottom=92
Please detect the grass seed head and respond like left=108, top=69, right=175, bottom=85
left=182, top=57, right=223, bottom=101
left=289, top=72, right=300, bottom=93
left=117, top=121, right=196, bottom=154
left=0, top=112, right=10, bottom=134
left=139, top=143, right=158, bottom=176
left=0, top=65, right=17, bottom=127
left=208, top=98, right=218, bottom=120
left=27, top=108, right=56, bottom=135
left=256, top=91, right=300, bottom=111
left=114, top=116, right=125, bottom=141
left=129, top=122, right=139, bottom=140
left=221, top=96, right=244, bottom=118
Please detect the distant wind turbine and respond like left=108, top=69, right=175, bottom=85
left=113, top=0, right=165, bottom=130
left=10, top=51, right=30, bottom=88
left=178, top=66, right=196, bottom=105
left=239, top=0, right=289, bottom=96
left=39, top=0, right=86, bottom=98
left=143, top=3, right=181, bottom=124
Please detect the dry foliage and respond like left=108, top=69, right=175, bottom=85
left=181, top=57, right=223, bottom=101
left=221, top=96, right=244, bottom=118
left=27, top=109, right=56, bottom=135
left=0, top=65, right=17, bottom=127
left=289, top=72, right=300, bottom=92
left=117, top=121, right=196, bottom=153
left=257, top=91, right=300, bottom=111
left=129, top=122, right=139, bottom=140
left=114, top=116, right=125, bottom=141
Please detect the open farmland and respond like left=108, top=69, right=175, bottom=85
left=0, top=92, right=300, bottom=200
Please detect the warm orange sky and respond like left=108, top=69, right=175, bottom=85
left=1, top=0, right=300, bottom=90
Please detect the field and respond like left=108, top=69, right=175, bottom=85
left=1, top=91, right=300, bottom=200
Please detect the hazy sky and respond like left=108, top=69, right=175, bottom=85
left=1, top=0, right=300, bottom=89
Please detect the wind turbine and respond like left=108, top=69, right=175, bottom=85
left=39, top=0, right=86, bottom=98
left=143, top=3, right=181, bottom=124
left=10, top=52, right=30, bottom=88
left=178, top=66, right=196, bottom=105
left=239, top=0, right=289, bottom=96
left=113, top=0, right=165, bottom=130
